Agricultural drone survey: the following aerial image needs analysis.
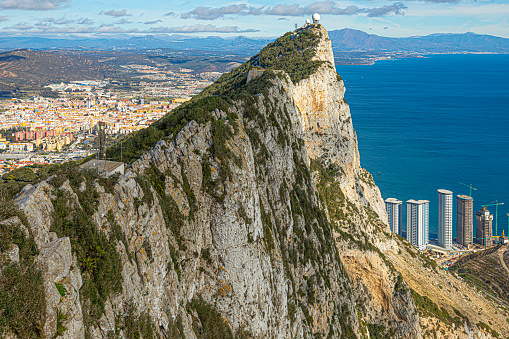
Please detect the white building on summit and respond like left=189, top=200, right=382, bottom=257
left=407, top=199, right=430, bottom=250
left=312, top=13, right=320, bottom=24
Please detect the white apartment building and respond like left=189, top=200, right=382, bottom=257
left=385, top=198, right=402, bottom=235
left=407, top=199, right=430, bottom=250
left=437, top=189, right=453, bottom=249
left=8, top=143, right=34, bottom=152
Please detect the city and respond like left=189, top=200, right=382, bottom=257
left=385, top=188, right=507, bottom=269
left=0, top=71, right=221, bottom=175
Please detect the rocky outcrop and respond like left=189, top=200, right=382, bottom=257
left=38, top=237, right=84, bottom=339
left=292, top=25, right=386, bottom=221
left=1, top=24, right=508, bottom=339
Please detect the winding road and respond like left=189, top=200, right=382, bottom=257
left=498, top=244, right=509, bottom=277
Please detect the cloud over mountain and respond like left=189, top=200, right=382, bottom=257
left=181, top=1, right=407, bottom=20
left=1, top=23, right=259, bottom=34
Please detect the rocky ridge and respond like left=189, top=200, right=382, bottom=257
left=1, top=24, right=508, bottom=339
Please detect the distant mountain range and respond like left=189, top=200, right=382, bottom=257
left=328, top=29, right=509, bottom=53
left=0, top=29, right=508, bottom=54
left=0, top=35, right=271, bottom=54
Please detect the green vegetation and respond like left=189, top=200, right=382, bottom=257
left=0, top=259, right=46, bottom=338
left=0, top=197, right=45, bottom=339
left=56, top=309, right=69, bottom=336
left=477, top=321, right=499, bottom=337
left=410, top=289, right=463, bottom=328
left=201, top=248, right=213, bottom=266
left=106, top=27, right=327, bottom=166
left=107, top=301, right=158, bottom=339
left=394, top=274, right=407, bottom=295
left=367, top=323, right=392, bottom=339
left=55, top=283, right=67, bottom=297
left=255, top=29, right=324, bottom=83
left=187, top=296, right=233, bottom=339
left=144, top=165, right=186, bottom=248
left=49, top=170, right=123, bottom=330
left=0, top=161, right=95, bottom=200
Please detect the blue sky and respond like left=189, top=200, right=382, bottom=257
left=0, top=0, right=508, bottom=38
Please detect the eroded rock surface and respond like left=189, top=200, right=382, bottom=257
left=1, top=24, right=507, bottom=339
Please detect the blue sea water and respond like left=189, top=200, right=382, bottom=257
left=336, top=54, right=509, bottom=240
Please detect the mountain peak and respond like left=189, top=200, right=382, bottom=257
left=2, top=25, right=508, bottom=339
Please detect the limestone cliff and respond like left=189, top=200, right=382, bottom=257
left=1, top=25, right=508, bottom=339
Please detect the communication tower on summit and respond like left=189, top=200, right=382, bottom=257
left=97, top=121, right=107, bottom=160
left=312, top=13, right=320, bottom=24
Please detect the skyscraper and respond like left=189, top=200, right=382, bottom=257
left=457, top=195, right=474, bottom=247
left=437, top=189, right=453, bottom=249
left=385, top=198, right=402, bottom=235
left=407, top=199, right=430, bottom=250
left=476, top=208, right=493, bottom=247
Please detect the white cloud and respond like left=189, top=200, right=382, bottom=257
left=181, top=1, right=408, bottom=20
left=408, top=3, right=509, bottom=16
left=77, top=17, right=93, bottom=25
left=0, top=0, right=69, bottom=10
left=100, top=9, right=131, bottom=17
left=148, top=24, right=259, bottom=33
left=37, top=16, right=75, bottom=25
left=144, top=20, right=162, bottom=25
left=1, top=23, right=259, bottom=34
left=115, top=18, right=133, bottom=25
left=5, top=22, right=35, bottom=30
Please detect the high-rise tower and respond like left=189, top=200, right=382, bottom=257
left=476, top=208, right=493, bottom=247
left=457, top=195, right=473, bottom=246
left=438, top=189, right=453, bottom=248
left=385, top=198, right=402, bottom=235
left=407, top=199, right=430, bottom=250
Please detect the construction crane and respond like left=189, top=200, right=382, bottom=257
left=482, top=201, right=505, bottom=237
left=459, top=182, right=477, bottom=197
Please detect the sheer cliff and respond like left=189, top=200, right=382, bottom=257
left=1, top=25, right=508, bottom=339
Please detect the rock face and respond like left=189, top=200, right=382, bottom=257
left=1, top=25, right=508, bottom=339
left=38, top=237, right=84, bottom=339
left=291, top=25, right=386, bottom=220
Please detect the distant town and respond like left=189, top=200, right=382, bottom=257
left=386, top=189, right=506, bottom=269
left=0, top=70, right=222, bottom=175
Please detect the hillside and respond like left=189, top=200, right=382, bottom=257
left=0, top=48, right=248, bottom=97
left=0, top=50, right=116, bottom=96
left=328, top=28, right=509, bottom=53
left=450, top=244, right=509, bottom=305
left=1, top=25, right=508, bottom=339
left=0, top=49, right=116, bottom=97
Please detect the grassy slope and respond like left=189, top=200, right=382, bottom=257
left=387, top=239, right=509, bottom=337
left=450, top=245, right=509, bottom=304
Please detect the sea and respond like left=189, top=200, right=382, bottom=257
left=336, top=54, right=509, bottom=240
